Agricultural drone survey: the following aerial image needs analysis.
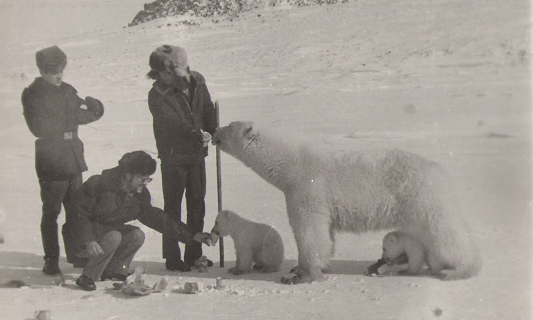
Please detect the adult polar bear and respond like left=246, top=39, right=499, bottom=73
left=213, top=121, right=481, bottom=284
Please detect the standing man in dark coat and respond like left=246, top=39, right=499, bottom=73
left=147, top=45, right=217, bottom=271
left=21, top=45, right=105, bottom=275
left=62, top=151, right=213, bottom=291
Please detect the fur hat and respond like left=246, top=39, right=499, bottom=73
left=36, top=45, right=67, bottom=74
left=148, top=45, right=190, bottom=80
left=118, top=151, right=157, bottom=176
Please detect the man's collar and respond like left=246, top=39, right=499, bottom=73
left=33, top=77, right=63, bottom=90
left=153, top=72, right=198, bottom=92
left=99, top=167, right=125, bottom=192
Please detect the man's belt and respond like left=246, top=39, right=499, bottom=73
left=62, top=132, right=75, bottom=140
left=42, top=132, right=78, bottom=140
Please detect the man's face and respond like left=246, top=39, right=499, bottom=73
left=159, top=67, right=190, bottom=91
left=40, top=70, right=63, bottom=86
left=124, top=173, right=152, bottom=194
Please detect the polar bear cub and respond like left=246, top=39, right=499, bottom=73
left=382, top=231, right=450, bottom=277
left=211, top=210, right=284, bottom=275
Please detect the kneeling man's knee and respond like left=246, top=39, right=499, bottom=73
left=130, top=229, right=145, bottom=247
left=103, top=230, right=123, bottom=249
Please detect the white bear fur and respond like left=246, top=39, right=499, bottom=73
left=382, top=231, right=440, bottom=276
left=211, top=210, right=284, bottom=274
left=213, top=121, right=482, bottom=283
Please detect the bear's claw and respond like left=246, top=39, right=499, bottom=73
left=228, top=267, right=245, bottom=275
left=281, top=273, right=324, bottom=284
left=281, top=275, right=298, bottom=284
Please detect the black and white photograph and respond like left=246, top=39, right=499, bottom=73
left=0, top=0, right=531, bottom=319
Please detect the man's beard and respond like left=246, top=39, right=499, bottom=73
left=123, top=177, right=145, bottom=194
left=173, top=74, right=191, bottom=92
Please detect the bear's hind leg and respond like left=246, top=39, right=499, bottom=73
left=282, top=205, right=333, bottom=284
left=399, top=246, right=425, bottom=276
left=229, top=248, right=254, bottom=275
left=254, top=256, right=281, bottom=273
left=426, top=250, right=450, bottom=276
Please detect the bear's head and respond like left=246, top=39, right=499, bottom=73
left=382, top=232, right=406, bottom=265
left=211, top=210, right=239, bottom=237
left=212, top=121, right=257, bottom=157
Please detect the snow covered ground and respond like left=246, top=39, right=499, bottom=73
left=0, top=0, right=531, bottom=319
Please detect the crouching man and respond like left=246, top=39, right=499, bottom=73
left=62, top=151, right=212, bottom=291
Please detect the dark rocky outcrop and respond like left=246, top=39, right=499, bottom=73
left=129, top=0, right=348, bottom=26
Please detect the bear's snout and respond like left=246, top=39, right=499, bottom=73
left=212, top=129, right=222, bottom=146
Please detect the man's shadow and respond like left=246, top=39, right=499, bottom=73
left=0, top=251, right=82, bottom=288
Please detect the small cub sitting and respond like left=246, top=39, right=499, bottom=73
left=211, top=210, right=284, bottom=275
left=382, top=231, right=450, bottom=277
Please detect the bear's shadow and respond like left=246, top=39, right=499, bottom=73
left=133, top=259, right=375, bottom=283
left=327, top=259, right=376, bottom=275
left=127, top=259, right=375, bottom=284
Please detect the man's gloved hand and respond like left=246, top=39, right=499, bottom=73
left=193, top=232, right=213, bottom=246
left=84, top=96, right=105, bottom=117
left=189, top=129, right=204, bottom=147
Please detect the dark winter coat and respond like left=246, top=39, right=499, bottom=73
left=148, top=71, right=217, bottom=164
left=62, top=166, right=197, bottom=265
left=21, top=78, right=104, bottom=181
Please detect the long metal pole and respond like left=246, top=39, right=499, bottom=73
left=215, top=101, right=224, bottom=267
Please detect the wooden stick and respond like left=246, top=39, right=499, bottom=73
left=215, top=101, right=224, bottom=268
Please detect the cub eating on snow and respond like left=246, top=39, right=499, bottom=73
left=210, top=210, right=284, bottom=275
left=382, top=231, right=449, bottom=276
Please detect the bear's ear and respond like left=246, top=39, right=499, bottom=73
left=242, top=123, right=254, bottom=136
left=224, top=210, right=238, bottom=221
left=221, top=210, right=230, bottom=219
left=386, top=233, right=398, bottom=243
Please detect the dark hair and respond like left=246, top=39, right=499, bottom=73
left=146, top=69, right=159, bottom=80
left=146, top=51, right=168, bottom=80
left=118, top=151, right=157, bottom=176
left=149, top=51, right=169, bottom=71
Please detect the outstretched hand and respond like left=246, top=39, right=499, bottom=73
left=193, top=232, right=213, bottom=246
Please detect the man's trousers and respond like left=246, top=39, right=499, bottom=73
left=76, top=228, right=145, bottom=282
left=160, top=159, right=206, bottom=265
left=39, top=174, right=82, bottom=262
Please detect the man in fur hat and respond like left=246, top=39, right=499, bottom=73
left=21, top=45, right=105, bottom=276
left=146, top=45, right=217, bottom=272
left=62, top=151, right=213, bottom=291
